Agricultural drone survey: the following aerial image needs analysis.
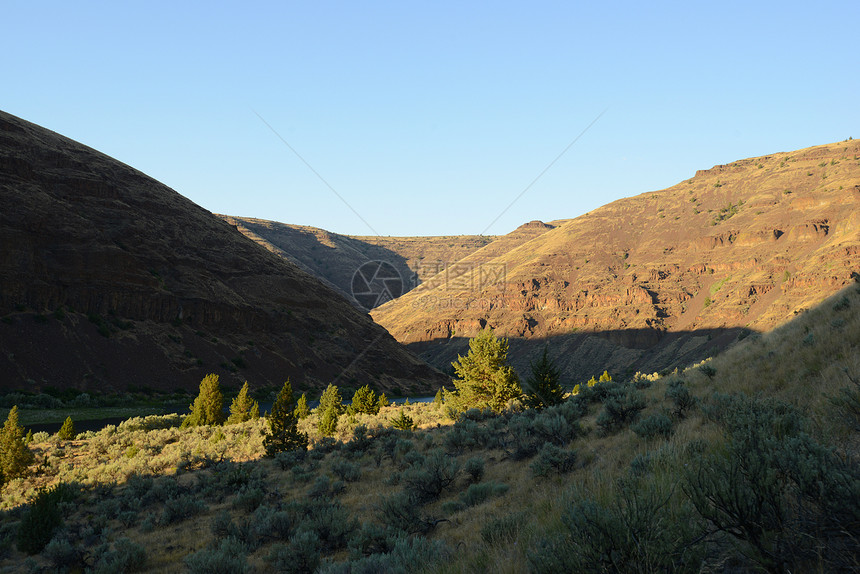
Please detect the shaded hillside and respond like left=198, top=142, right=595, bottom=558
left=218, top=216, right=497, bottom=308
left=0, top=110, right=445, bottom=395
left=373, top=141, right=860, bottom=379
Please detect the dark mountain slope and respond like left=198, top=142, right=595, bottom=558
left=0, top=110, right=444, bottom=394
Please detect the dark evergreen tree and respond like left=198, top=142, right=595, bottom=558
left=0, top=406, right=34, bottom=486
left=181, top=373, right=225, bottom=427
left=390, top=409, right=415, bottom=431
left=264, top=380, right=308, bottom=456
left=347, top=385, right=379, bottom=415
left=226, top=381, right=260, bottom=425
left=523, top=346, right=565, bottom=410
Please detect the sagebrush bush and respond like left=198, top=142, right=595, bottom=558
left=684, top=393, right=860, bottom=572
left=463, top=456, right=485, bottom=483
left=331, top=458, right=361, bottom=483
left=443, top=481, right=509, bottom=513
left=631, top=412, right=674, bottom=440
left=595, top=385, right=646, bottom=434
left=402, top=448, right=460, bottom=504
left=665, top=379, right=696, bottom=419
left=266, top=530, right=321, bottom=574
left=529, top=475, right=703, bottom=574
left=184, top=536, right=249, bottom=574
left=530, top=443, right=578, bottom=477
left=90, top=536, right=147, bottom=574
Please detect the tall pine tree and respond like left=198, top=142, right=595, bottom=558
left=450, top=328, right=521, bottom=413
left=523, top=346, right=565, bottom=410
left=264, top=380, right=307, bottom=456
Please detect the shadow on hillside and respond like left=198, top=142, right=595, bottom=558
left=236, top=219, right=419, bottom=308
left=405, top=326, right=756, bottom=384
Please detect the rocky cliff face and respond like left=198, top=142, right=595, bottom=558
left=0, top=110, right=445, bottom=394
left=372, top=141, right=860, bottom=380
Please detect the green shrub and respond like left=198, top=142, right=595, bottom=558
left=665, top=379, right=696, bottom=419
left=463, top=456, right=485, bottom=483
left=347, top=522, right=399, bottom=559
left=530, top=443, right=577, bottom=477
left=684, top=393, right=860, bottom=572
left=185, top=536, right=249, bottom=574
left=830, top=373, right=860, bottom=431
left=17, top=483, right=77, bottom=554
left=232, top=484, right=265, bottom=512
left=631, top=413, right=674, bottom=440
left=458, top=481, right=509, bottom=508
left=595, top=385, right=646, bottom=434
left=266, top=530, right=321, bottom=574
left=159, top=495, right=207, bottom=525
left=402, top=449, right=460, bottom=504
left=43, top=534, right=80, bottom=569
left=90, top=537, right=147, bottom=573
left=331, top=459, right=361, bottom=483
left=378, top=491, right=439, bottom=534
left=291, top=501, right=357, bottom=551
left=528, top=476, right=703, bottom=573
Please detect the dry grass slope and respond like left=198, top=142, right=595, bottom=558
left=0, top=284, right=857, bottom=572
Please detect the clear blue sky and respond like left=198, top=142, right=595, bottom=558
left=3, top=1, right=857, bottom=236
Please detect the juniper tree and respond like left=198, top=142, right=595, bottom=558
left=57, top=416, right=75, bottom=440
left=318, top=384, right=342, bottom=437
left=348, top=385, right=379, bottom=415
left=181, top=373, right=225, bottom=428
left=390, top=409, right=415, bottom=431
left=226, top=381, right=260, bottom=425
left=294, top=393, right=310, bottom=420
left=450, top=328, right=521, bottom=413
left=0, top=406, right=34, bottom=486
left=264, top=380, right=308, bottom=456
left=523, top=346, right=565, bottom=410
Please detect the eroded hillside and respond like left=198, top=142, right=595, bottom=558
left=373, top=141, right=860, bottom=379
